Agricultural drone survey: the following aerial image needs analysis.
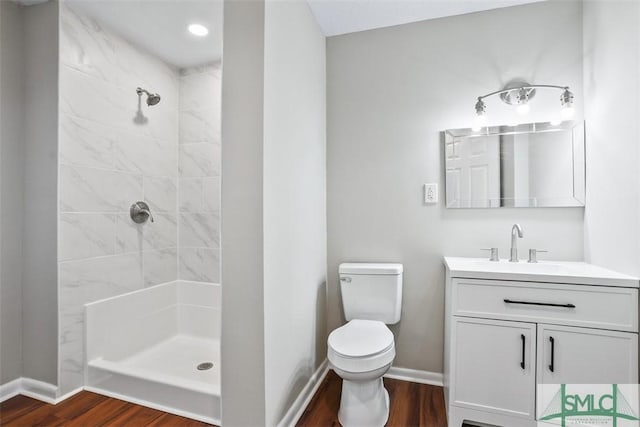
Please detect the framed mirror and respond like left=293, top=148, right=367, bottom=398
left=443, top=121, right=585, bottom=208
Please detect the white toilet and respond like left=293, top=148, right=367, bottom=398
left=328, top=263, right=403, bottom=427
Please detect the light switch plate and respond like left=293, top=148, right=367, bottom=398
left=424, top=183, right=438, bottom=204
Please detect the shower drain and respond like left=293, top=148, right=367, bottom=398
left=197, top=362, right=214, bottom=371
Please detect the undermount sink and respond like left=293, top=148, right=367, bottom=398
left=444, top=257, right=639, bottom=288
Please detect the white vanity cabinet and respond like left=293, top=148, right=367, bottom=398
left=451, top=317, right=537, bottom=420
left=536, top=324, right=638, bottom=386
left=443, top=257, right=640, bottom=427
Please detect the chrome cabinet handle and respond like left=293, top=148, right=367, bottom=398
left=340, top=277, right=352, bottom=283
left=520, top=334, right=525, bottom=370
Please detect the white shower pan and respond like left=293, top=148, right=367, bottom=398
left=85, top=280, right=220, bottom=425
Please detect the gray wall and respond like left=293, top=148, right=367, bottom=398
left=220, top=1, right=266, bottom=425
left=221, top=2, right=327, bottom=425
left=0, top=0, right=25, bottom=385
left=583, top=0, right=640, bottom=276
left=263, top=1, right=326, bottom=425
left=326, top=1, right=585, bottom=374
left=22, top=0, right=59, bottom=386
left=0, top=0, right=59, bottom=387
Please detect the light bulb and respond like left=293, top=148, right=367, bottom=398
left=561, top=105, right=575, bottom=119
left=188, top=24, right=209, bottom=37
left=472, top=113, right=487, bottom=132
left=516, top=103, right=530, bottom=115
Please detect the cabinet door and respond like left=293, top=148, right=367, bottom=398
left=537, top=324, right=639, bottom=385
left=451, top=317, right=536, bottom=419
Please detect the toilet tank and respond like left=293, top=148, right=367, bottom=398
left=339, top=263, right=403, bottom=324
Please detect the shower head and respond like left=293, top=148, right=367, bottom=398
left=147, top=93, right=161, bottom=106
left=136, top=87, right=161, bottom=106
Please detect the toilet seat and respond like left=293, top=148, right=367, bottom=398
left=328, top=319, right=395, bottom=373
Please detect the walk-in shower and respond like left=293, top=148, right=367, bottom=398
left=58, top=0, right=223, bottom=423
left=85, top=281, right=221, bottom=423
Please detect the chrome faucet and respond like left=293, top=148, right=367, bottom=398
left=510, top=224, right=524, bottom=262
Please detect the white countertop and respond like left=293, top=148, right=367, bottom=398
left=444, top=257, right=640, bottom=288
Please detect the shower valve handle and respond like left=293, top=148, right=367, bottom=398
left=130, top=201, right=154, bottom=224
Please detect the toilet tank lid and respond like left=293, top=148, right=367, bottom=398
left=339, top=263, right=403, bottom=275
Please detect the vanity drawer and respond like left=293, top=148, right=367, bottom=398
left=452, top=279, right=638, bottom=332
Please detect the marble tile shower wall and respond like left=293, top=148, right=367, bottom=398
left=58, top=4, right=179, bottom=394
left=178, top=64, right=221, bottom=283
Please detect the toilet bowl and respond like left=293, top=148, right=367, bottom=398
left=329, top=262, right=402, bottom=426
left=328, top=319, right=396, bottom=427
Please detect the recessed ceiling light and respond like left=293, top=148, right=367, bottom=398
left=188, top=24, right=209, bottom=37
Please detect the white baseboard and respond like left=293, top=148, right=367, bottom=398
left=0, top=378, right=22, bottom=403
left=0, top=377, right=77, bottom=404
left=20, top=378, right=59, bottom=404
left=278, top=359, right=329, bottom=427
left=54, top=386, right=84, bottom=403
left=385, top=366, right=444, bottom=387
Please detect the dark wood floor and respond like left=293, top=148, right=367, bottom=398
left=1, top=373, right=446, bottom=426
left=296, top=370, right=447, bottom=427
left=0, top=391, right=216, bottom=426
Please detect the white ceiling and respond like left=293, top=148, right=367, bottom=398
left=27, top=0, right=545, bottom=67
left=306, top=0, right=546, bottom=36
left=67, top=0, right=223, bottom=69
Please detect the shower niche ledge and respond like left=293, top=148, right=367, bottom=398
left=85, top=280, right=221, bottom=425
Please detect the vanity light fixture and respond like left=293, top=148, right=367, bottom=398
left=560, top=88, right=575, bottom=118
left=515, top=87, right=531, bottom=115
left=473, top=81, right=575, bottom=128
left=188, top=23, right=209, bottom=36
left=472, top=98, right=487, bottom=131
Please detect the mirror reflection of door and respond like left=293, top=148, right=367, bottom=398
left=444, top=121, right=586, bottom=209
left=446, top=135, right=500, bottom=208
